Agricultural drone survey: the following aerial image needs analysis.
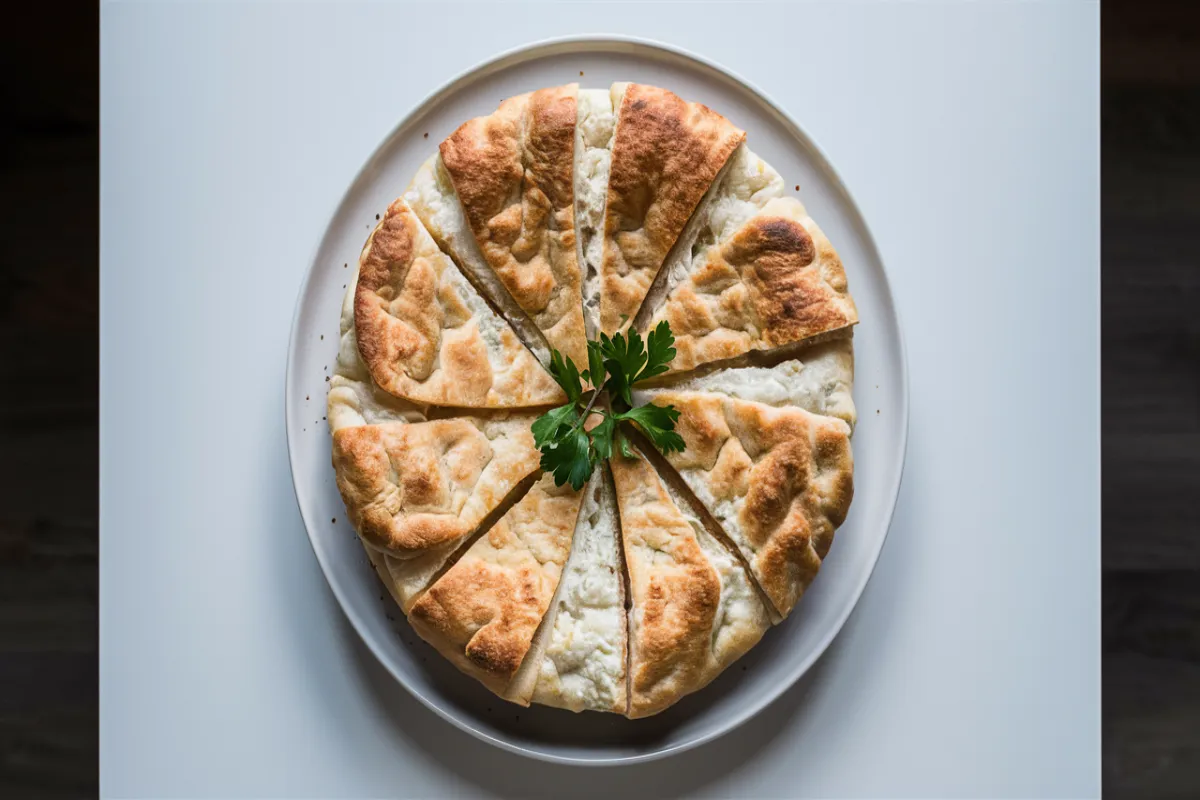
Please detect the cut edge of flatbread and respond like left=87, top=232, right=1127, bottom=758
left=636, top=393, right=854, bottom=619
left=404, top=154, right=555, bottom=367
left=437, top=86, right=588, bottom=371
left=610, top=440, right=771, bottom=718
left=406, top=473, right=584, bottom=703
left=633, top=337, right=857, bottom=431
left=631, top=143, right=785, bottom=334
left=598, top=83, right=746, bottom=335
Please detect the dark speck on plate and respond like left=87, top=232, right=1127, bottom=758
left=423, top=132, right=429, bottom=139
left=794, top=185, right=800, bottom=191
left=579, top=70, right=584, bottom=76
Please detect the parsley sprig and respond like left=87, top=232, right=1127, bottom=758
left=533, top=320, right=685, bottom=489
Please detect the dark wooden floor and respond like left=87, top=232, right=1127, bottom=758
left=1103, top=1, right=1200, bottom=797
left=0, top=2, right=1193, bottom=797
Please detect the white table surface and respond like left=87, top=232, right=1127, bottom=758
left=100, top=2, right=1100, bottom=797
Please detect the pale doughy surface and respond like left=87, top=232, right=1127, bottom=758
left=634, top=338, right=857, bottom=429
left=531, top=468, right=627, bottom=714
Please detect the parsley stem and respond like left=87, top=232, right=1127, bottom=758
left=568, top=390, right=602, bottom=435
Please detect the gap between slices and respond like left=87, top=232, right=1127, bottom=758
left=610, top=438, right=770, bottom=718
left=634, top=194, right=858, bottom=375
left=434, top=85, right=588, bottom=372
left=627, top=393, right=855, bottom=619
left=405, top=155, right=556, bottom=367
left=630, top=143, right=785, bottom=334
left=623, top=424, right=783, bottom=627
left=354, top=198, right=564, bottom=408
left=589, top=83, right=746, bottom=336
left=406, top=472, right=585, bottom=704
left=633, top=336, right=858, bottom=431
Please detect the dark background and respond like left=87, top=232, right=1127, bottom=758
left=0, top=2, right=1194, bottom=796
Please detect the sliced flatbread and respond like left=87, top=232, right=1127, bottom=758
left=331, top=411, right=540, bottom=556
left=643, top=195, right=857, bottom=374
left=432, top=85, right=588, bottom=370
left=589, top=83, right=745, bottom=335
left=610, top=443, right=770, bottom=719
left=640, top=393, right=854, bottom=619
left=632, top=144, right=785, bottom=333
left=353, top=198, right=564, bottom=407
left=406, top=473, right=584, bottom=704
left=633, top=338, right=857, bottom=429
left=530, top=466, right=627, bottom=714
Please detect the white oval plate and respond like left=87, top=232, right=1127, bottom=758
left=285, top=36, right=908, bottom=766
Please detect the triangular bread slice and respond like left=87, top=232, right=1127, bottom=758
left=589, top=83, right=745, bottom=335
left=633, top=338, right=857, bottom=430
left=610, top=442, right=770, bottom=719
left=331, top=409, right=541, bottom=559
left=641, top=195, right=858, bottom=375
left=406, top=473, right=585, bottom=704
left=430, top=85, right=588, bottom=370
left=529, top=466, right=628, bottom=714
left=636, top=392, right=854, bottom=619
left=353, top=197, right=564, bottom=407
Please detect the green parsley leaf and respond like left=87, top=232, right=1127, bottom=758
left=581, top=339, right=606, bottom=391
left=548, top=350, right=583, bottom=404
left=588, top=411, right=616, bottom=462
left=531, top=404, right=579, bottom=449
left=599, top=330, right=647, bottom=407
left=539, top=427, right=593, bottom=490
left=618, top=403, right=685, bottom=454
left=617, top=431, right=636, bottom=460
left=640, top=320, right=677, bottom=383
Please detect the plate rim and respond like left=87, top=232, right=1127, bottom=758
left=284, top=32, right=910, bottom=767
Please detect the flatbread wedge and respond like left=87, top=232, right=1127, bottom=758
left=594, top=83, right=745, bottom=335
left=434, top=85, right=588, bottom=370
left=610, top=442, right=770, bottom=718
left=633, top=338, right=857, bottom=430
left=331, top=411, right=541, bottom=556
left=643, top=196, right=858, bottom=375
left=639, top=393, right=854, bottom=619
left=353, top=198, right=564, bottom=408
left=407, top=473, right=584, bottom=704
left=530, top=466, right=627, bottom=714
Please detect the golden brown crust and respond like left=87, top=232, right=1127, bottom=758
left=599, top=84, right=745, bottom=334
left=353, top=198, right=564, bottom=407
left=646, top=392, right=853, bottom=618
left=440, top=86, right=588, bottom=369
left=330, top=416, right=541, bottom=556
left=651, top=197, right=858, bottom=373
left=407, top=474, right=583, bottom=700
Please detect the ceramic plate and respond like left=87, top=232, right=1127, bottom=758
left=285, top=35, right=908, bottom=766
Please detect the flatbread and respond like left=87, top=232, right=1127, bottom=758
left=595, top=83, right=745, bottom=334
left=407, top=473, right=584, bottom=703
left=633, top=338, right=857, bottom=429
left=643, top=196, right=858, bottom=374
left=530, top=466, right=627, bottom=714
left=640, top=393, right=854, bottom=618
left=330, top=413, right=541, bottom=560
left=435, top=85, right=588, bottom=370
left=353, top=198, right=564, bottom=407
left=610, top=443, right=770, bottom=718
